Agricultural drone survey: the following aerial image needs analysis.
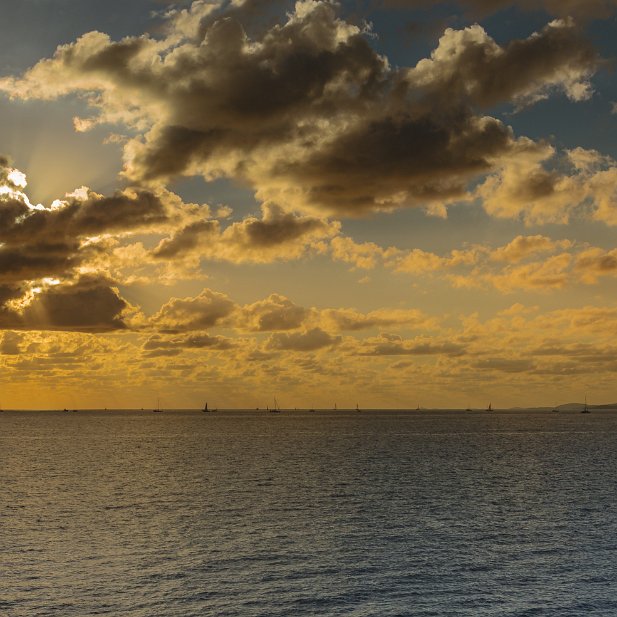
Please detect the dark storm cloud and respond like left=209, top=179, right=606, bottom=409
left=2, top=1, right=598, bottom=215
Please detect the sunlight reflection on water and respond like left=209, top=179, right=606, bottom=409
left=2, top=409, right=617, bottom=616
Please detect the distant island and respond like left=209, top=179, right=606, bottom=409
left=553, top=402, right=617, bottom=411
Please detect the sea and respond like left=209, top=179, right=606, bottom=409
left=2, top=409, right=617, bottom=616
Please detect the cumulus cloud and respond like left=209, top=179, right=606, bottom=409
left=0, top=159, right=342, bottom=331
left=475, top=147, right=617, bottom=226
left=153, top=203, right=339, bottom=264
left=407, top=20, right=597, bottom=108
left=0, top=276, right=136, bottom=332
left=148, top=288, right=441, bottom=336
left=471, top=357, right=536, bottom=372
left=0, top=158, right=187, bottom=285
left=329, top=237, right=400, bottom=270
left=142, top=332, right=236, bottom=356
left=0, top=2, right=599, bottom=216
left=332, top=231, right=617, bottom=293
left=151, top=288, right=236, bottom=332
left=358, top=334, right=467, bottom=356
left=490, top=235, right=572, bottom=263
left=239, top=294, right=309, bottom=331
left=319, top=307, right=438, bottom=331
left=267, top=327, right=341, bottom=351
left=394, top=246, right=482, bottom=274
left=574, top=248, right=617, bottom=284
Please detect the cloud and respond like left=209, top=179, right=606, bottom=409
left=319, top=307, right=438, bottom=331
left=142, top=332, right=236, bottom=356
left=383, top=0, right=617, bottom=20
left=330, top=237, right=400, bottom=270
left=266, top=327, right=341, bottom=351
left=471, top=357, right=536, bottom=372
left=153, top=220, right=220, bottom=259
left=151, top=288, right=236, bottom=332
left=483, top=253, right=573, bottom=292
left=476, top=147, right=617, bottom=226
left=0, top=159, right=190, bottom=288
left=153, top=203, right=338, bottom=264
left=490, top=235, right=571, bottom=263
left=0, top=3, right=599, bottom=216
left=0, top=185, right=173, bottom=246
left=239, top=293, right=309, bottom=331
left=332, top=231, right=617, bottom=293
left=394, top=246, right=483, bottom=274
left=0, top=331, right=23, bottom=355
left=0, top=276, right=136, bottom=332
left=574, top=248, right=617, bottom=284
left=407, top=20, right=597, bottom=108
left=148, top=288, right=439, bottom=336
left=358, top=334, right=467, bottom=356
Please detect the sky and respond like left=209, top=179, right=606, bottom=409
left=0, top=0, right=616, bottom=409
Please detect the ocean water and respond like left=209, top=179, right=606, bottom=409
left=2, top=409, right=617, bottom=616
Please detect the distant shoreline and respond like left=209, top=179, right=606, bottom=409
left=3, top=405, right=617, bottom=413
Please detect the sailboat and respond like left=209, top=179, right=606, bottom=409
left=269, top=397, right=281, bottom=413
left=486, top=402, right=493, bottom=412
left=581, top=395, right=590, bottom=414
left=153, top=397, right=163, bottom=413
left=334, top=403, right=337, bottom=411
left=356, top=402, right=361, bottom=412
left=202, top=402, right=211, bottom=413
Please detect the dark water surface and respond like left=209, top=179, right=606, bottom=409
left=2, top=409, right=617, bottom=616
